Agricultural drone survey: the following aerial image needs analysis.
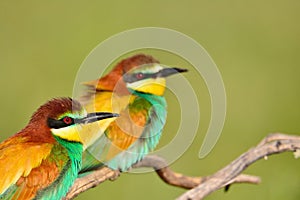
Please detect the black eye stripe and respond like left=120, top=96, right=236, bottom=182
left=123, top=72, right=158, bottom=83
left=47, top=117, right=75, bottom=129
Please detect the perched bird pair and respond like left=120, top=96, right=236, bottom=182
left=0, top=54, right=187, bottom=199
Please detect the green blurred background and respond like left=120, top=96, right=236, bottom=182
left=1, top=1, right=300, bottom=199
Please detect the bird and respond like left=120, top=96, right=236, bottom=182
left=79, top=54, right=188, bottom=173
left=0, top=97, right=118, bottom=200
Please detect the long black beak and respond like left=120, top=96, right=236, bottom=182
left=159, top=67, right=188, bottom=78
left=76, top=112, right=119, bottom=124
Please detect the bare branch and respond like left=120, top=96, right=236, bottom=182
left=132, top=155, right=260, bottom=189
left=64, top=167, right=120, bottom=200
left=177, top=133, right=300, bottom=200
left=65, top=133, right=300, bottom=200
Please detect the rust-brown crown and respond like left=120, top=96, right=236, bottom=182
left=11, top=98, right=83, bottom=143
left=85, top=54, right=160, bottom=95
left=29, top=98, right=82, bottom=125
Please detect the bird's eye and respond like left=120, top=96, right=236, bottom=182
left=63, top=116, right=73, bottom=125
left=135, top=73, right=144, bottom=79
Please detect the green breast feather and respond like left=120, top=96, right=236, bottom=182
left=35, top=137, right=82, bottom=200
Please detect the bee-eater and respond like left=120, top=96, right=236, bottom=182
left=0, top=97, right=118, bottom=200
left=80, top=54, right=187, bottom=173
